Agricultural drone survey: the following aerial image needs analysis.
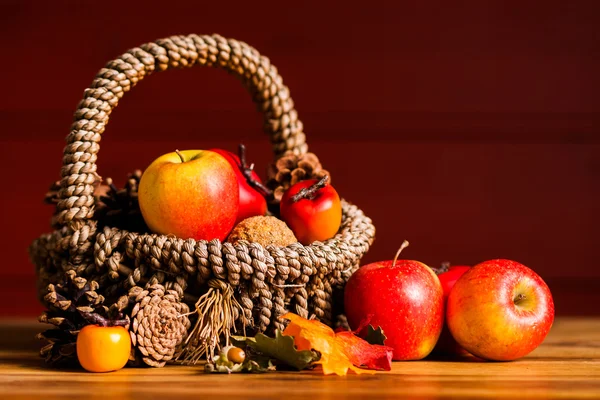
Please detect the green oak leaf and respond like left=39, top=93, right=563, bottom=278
left=231, top=330, right=319, bottom=370
left=242, top=356, right=275, bottom=373
left=253, top=330, right=319, bottom=370
left=365, top=325, right=387, bottom=346
left=231, top=335, right=256, bottom=347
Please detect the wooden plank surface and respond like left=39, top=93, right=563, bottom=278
left=1, top=318, right=599, bottom=399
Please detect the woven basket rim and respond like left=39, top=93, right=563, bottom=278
left=107, top=198, right=356, bottom=249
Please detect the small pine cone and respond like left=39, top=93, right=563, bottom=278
left=128, top=284, right=191, bottom=367
left=95, top=170, right=147, bottom=232
left=125, top=169, right=143, bottom=196
left=266, top=151, right=330, bottom=204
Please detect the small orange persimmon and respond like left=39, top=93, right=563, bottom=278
left=280, top=176, right=342, bottom=245
left=76, top=325, right=131, bottom=372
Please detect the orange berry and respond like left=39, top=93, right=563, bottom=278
left=227, top=347, right=246, bottom=363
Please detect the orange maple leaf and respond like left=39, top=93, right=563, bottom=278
left=281, top=313, right=393, bottom=376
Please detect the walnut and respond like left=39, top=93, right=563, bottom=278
left=227, top=216, right=297, bottom=247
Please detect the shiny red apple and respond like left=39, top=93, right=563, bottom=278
left=211, top=145, right=267, bottom=224
left=447, top=259, right=554, bottom=361
left=344, top=242, right=444, bottom=360
left=439, top=266, right=471, bottom=300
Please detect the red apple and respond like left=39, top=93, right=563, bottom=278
left=211, top=145, right=267, bottom=224
left=447, top=259, right=554, bottom=361
left=432, top=265, right=471, bottom=356
left=138, top=149, right=239, bottom=241
left=439, top=266, right=471, bottom=300
left=344, top=242, right=444, bottom=360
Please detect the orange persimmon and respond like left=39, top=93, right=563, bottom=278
left=280, top=176, right=342, bottom=245
left=76, top=325, right=131, bottom=372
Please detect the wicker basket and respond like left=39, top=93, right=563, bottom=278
left=29, top=34, right=375, bottom=362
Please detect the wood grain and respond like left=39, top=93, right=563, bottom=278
left=0, top=318, right=599, bottom=399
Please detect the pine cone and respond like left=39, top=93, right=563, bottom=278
left=37, top=270, right=127, bottom=366
left=266, top=151, right=330, bottom=205
left=128, top=284, right=191, bottom=367
left=95, top=170, right=147, bottom=232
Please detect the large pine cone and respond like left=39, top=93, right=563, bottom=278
left=266, top=151, right=330, bottom=206
left=37, top=271, right=125, bottom=366
left=128, top=284, right=191, bottom=367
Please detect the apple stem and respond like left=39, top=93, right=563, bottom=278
left=291, top=175, right=329, bottom=203
left=237, top=143, right=273, bottom=199
left=175, top=149, right=186, bottom=163
left=392, top=240, right=410, bottom=267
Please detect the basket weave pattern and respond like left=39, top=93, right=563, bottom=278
left=30, top=34, right=375, bottom=340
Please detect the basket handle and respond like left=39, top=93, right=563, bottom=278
left=56, top=34, right=308, bottom=228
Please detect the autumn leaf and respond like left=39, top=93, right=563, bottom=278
left=281, top=313, right=393, bottom=376
left=254, top=330, right=320, bottom=370
left=232, top=330, right=319, bottom=370
left=205, top=351, right=275, bottom=374
left=336, top=330, right=392, bottom=371
left=231, top=335, right=257, bottom=347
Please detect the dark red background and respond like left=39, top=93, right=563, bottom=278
left=1, top=1, right=598, bottom=317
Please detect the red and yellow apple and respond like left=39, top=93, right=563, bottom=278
left=344, top=243, right=444, bottom=360
left=138, top=149, right=239, bottom=241
left=447, top=259, right=554, bottom=361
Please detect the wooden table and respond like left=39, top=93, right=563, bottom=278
left=1, top=318, right=599, bottom=399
